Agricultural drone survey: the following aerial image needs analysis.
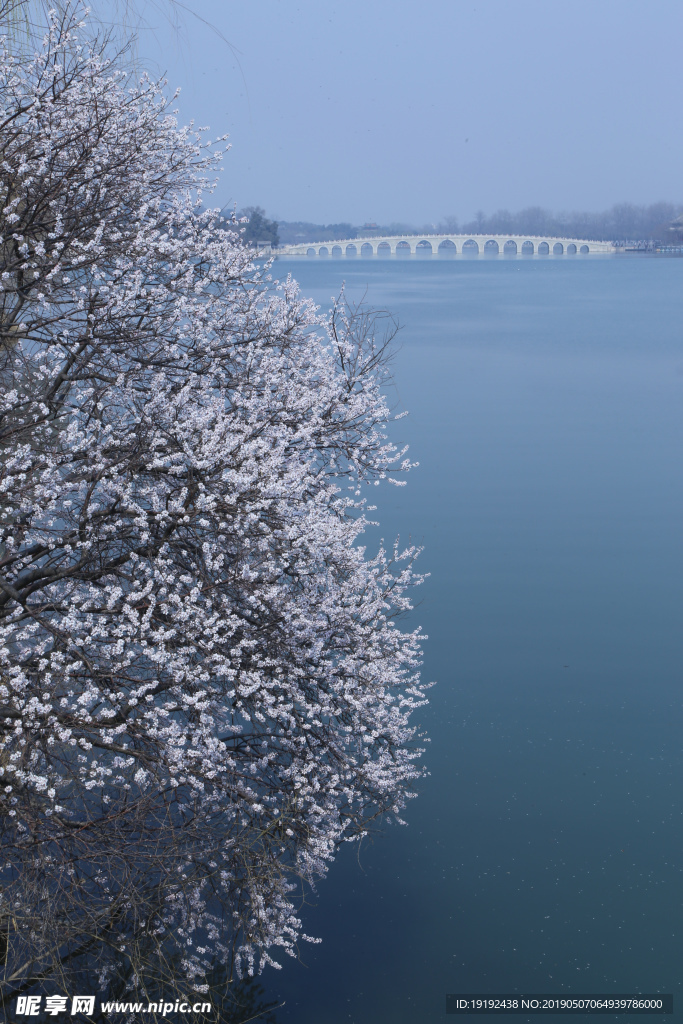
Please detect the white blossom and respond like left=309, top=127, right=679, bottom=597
left=0, top=4, right=428, bottom=998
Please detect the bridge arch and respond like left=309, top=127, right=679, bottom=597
left=274, top=234, right=610, bottom=258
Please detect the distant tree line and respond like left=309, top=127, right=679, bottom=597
left=237, top=205, right=280, bottom=246
left=265, top=202, right=683, bottom=245
left=276, top=220, right=358, bottom=244
left=451, top=203, right=683, bottom=242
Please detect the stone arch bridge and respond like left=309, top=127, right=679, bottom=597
left=274, top=234, right=614, bottom=257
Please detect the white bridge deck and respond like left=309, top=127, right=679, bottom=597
left=274, top=234, right=614, bottom=256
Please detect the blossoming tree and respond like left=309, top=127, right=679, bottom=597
left=0, top=7, right=427, bottom=1003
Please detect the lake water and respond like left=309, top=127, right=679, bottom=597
left=256, top=255, right=683, bottom=1024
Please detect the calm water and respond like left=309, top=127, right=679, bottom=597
left=257, top=255, right=683, bottom=1024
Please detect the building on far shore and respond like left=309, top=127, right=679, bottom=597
left=669, top=214, right=683, bottom=239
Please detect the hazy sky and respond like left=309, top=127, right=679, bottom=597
left=131, top=0, right=682, bottom=224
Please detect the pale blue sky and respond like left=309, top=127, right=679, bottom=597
left=131, top=0, right=682, bottom=224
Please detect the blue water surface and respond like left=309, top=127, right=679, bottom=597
left=257, top=255, right=683, bottom=1024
